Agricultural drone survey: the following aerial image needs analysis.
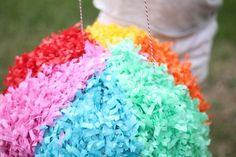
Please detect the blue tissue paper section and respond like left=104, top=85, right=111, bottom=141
left=35, top=70, right=142, bottom=157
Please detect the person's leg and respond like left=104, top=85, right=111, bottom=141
left=140, top=19, right=218, bottom=83
left=167, top=20, right=218, bottom=83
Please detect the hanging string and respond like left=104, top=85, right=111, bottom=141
left=143, top=0, right=155, bottom=62
left=78, top=0, right=154, bottom=60
left=78, top=0, right=84, bottom=33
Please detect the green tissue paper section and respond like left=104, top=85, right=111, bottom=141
left=107, top=39, right=211, bottom=157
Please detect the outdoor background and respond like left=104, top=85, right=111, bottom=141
left=0, top=0, right=235, bottom=156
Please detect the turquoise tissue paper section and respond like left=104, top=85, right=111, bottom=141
left=35, top=69, right=142, bottom=157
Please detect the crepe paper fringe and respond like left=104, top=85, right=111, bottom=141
left=3, top=23, right=88, bottom=91
left=137, top=36, right=210, bottom=114
left=35, top=70, right=142, bottom=157
left=0, top=22, right=211, bottom=157
left=86, top=22, right=147, bottom=48
left=106, top=40, right=211, bottom=156
left=86, top=22, right=210, bottom=114
left=0, top=41, right=109, bottom=156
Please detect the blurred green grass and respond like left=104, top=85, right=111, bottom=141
left=203, top=1, right=236, bottom=156
left=0, top=0, right=235, bottom=156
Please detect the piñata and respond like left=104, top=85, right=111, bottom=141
left=0, top=22, right=211, bottom=157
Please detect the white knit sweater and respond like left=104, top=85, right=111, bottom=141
left=93, top=0, right=222, bottom=37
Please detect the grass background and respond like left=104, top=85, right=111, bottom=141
left=0, top=0, right=235, bottom=156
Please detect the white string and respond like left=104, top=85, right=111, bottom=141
left=143, top=0, right=155, bottom=62
left=78, top=0, right=84, bottom=33
left=78, top=0, right=154, bottom=61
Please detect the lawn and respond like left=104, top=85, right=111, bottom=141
left=202, top=0, right=236, bottom=156
left=0, top=0, right=235, bottom=156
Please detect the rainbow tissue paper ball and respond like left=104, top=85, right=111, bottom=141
left=0, top=22, right=211, bottom=157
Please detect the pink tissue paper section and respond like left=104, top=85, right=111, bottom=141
left=0, top=41, right=110, bottom=156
